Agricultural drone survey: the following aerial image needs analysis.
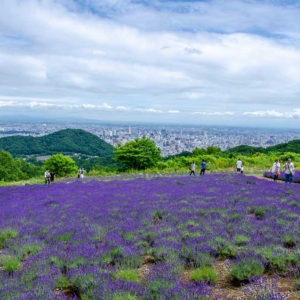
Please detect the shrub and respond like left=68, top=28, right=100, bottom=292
left=56, top=275, right=71, bottom=289
left=190, top=267, right=218, bottom=284
left=230, top=260, right=264, bottom=282
left=114, top=270, right=140, bottom=282
left=179, top=247, right=213, bottom=268
left=0, top=229, right=18, bottom=249
left=2, top=256, right=21, bottom=274
left=234, top=235, right=251, bottom=246
left=214, top=237, right=236, bottom=258
left=254, top=207, right=266, bottom=219
left=283, top=235, right=296, bottom=248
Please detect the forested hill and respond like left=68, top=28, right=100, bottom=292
left=0, top=129, right=114, bottom=157
left=226, top=139, right=300, bottom=155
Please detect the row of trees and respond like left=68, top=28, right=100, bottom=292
left=1, top=137, right=300, bottom=182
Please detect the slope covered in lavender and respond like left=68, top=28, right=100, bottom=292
left=1, top=174, right=300, bottom=299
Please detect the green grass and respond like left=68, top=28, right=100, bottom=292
left=0, top=229, right=18, bottom=249
left=190, top=267, right=218, bottom=284
left=114, top=269, right=140, bottom=282
left=230, top=260, right=264, bottom=282
left=234, top=235, right=251, bottom=246
left=1, top=256, right=21, bottom=274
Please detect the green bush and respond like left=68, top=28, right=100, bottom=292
left=234, top=235, right=251, bottom=246
left=254, top=207, right=266, bottom=219
left=190, top=267, right=218, bottom=284
left=0, top=229, right=18, bottom=249
left=114, top=269, right=140, bottom=282
left=214, top=237, right=236, bottom=258
left=230, top=260, right=264, bottom=282
left=2, top=256, right=21, bottom=274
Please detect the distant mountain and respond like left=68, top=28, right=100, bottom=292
left=226, top=140, right=300, bottom=155
left=0, top=129, right=114, bottom=157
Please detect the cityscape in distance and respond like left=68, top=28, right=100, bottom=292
left=1, top=119, right=300, bottom=157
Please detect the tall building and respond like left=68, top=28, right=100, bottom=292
left=128, top=126, right=131, bottom=135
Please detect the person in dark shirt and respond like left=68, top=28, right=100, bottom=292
left=50, top=171, right=55, bottom=182
left=200, top=160, right=206, bottom=175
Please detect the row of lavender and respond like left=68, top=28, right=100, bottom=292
left=1, top=174, right=300, bottom=299
left=263, top=171, right=300, bottom=183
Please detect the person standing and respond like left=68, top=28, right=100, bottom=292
left=284, top=158, right=295, bottom=184
left=190, top=161, right=196, bottom=176
left=272, top=159, right=280, bottom=181
left=44, top=169, right=50, bottom=184
left=50, top=171, right=55, bottom=183
left=236, top=158, right=242, bottom=173
left=200, top=160, right=206, bottom=175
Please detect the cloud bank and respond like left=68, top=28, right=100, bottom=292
left=0, top=0, right=299, bottom=127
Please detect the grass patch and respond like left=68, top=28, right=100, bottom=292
left=230, top=260, right=264, bottom=283
left=114, top=269, right=140, bottom=282
left=190, top=267, right=217, bottom=284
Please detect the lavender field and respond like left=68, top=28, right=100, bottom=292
left=1, top=174, right=300, bottom=299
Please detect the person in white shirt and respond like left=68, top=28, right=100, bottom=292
left=44, top=170, right=50, bottom=184
left=272, top=159, right=280, bottom=181
left=284, top=158, right=295, bottom=184
left=236, top=159, right=242, bottom=173
left=190, top=161, right=196, bottom=176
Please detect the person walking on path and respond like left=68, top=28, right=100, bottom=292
left=284, top=158, right=295, bottom=184
left=200, top=160, right=206, bottom=175
left=190, top=161, right=196, bottom=176
left=44, top=170, right=50, bottom=184
left=236, top=158, right=242, bottom=173
left=272, top=160, right=280, bottom=181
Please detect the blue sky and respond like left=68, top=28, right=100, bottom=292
left=0, top=0, right=299, bottom=127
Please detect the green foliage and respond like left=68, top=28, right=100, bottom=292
left=0, top=151, right=30, bottom=182
left=19, top=244, right=42, bottom=260
left=259, top=247, right=294, bottom=273
left=294, top=278, right=300, bottom=291
left=190, top=267, right=218, bottom=284
left=56, top=275, right=71, bottom=289
left=254, top=207, right=266, bottom=219
left=1, top=256, right=21, bottom=274
left=234, top=235, right=251, bottom=246
left=230, top=260, right=264, bottom=282
left=114, top=137, right=161, bottom=170
left=44, top=154, right=77, bottom=177
left=0, top=229, right=18, bottom=249
left=0, top=129, right=113, bottom=157
left=179, top=247, right=213, bottom=269
left=214, top=237, right=236, bottom=258
left=112, top=293, right=138, bottom=300
left=283, top=235, right=296, bottom=248
left=113, top=269, right=140, bottom=282
left=57, top=232, right=74, bottom=242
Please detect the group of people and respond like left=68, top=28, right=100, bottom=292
left=189, top=160, right=207, bottom=176
left=272, top=158, right=295, bottom=184
left=77, top=168, right=85, bottom=179
left=44, top=170, right=55, bottom=184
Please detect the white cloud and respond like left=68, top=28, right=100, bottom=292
left=191, top=111, right=235, bottom=116
left=135, top=108, right=163, bottom=114
left=0, top=0, right=299, bottom=126
left=167, top=110, right=180, bottom=114
left=243, top=109, right=300, bottom=118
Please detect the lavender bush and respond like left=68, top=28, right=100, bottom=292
left=1, top=174, right=300, bottom=299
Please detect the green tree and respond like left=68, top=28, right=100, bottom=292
left=44, top=154, right=77, bottom=177
left=114, top=137, right=161, bottom=170
left=0, top=151, right=26, bottom=181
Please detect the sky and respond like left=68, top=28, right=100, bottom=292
left=0, top=0, right=300, bottom=127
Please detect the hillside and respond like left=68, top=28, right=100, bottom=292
left=226, top=139, right=300, bottom=155
left=0, top=129, right=114, bottom=157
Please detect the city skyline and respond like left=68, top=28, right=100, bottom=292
left=0, top=0, right=300, bottom=128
